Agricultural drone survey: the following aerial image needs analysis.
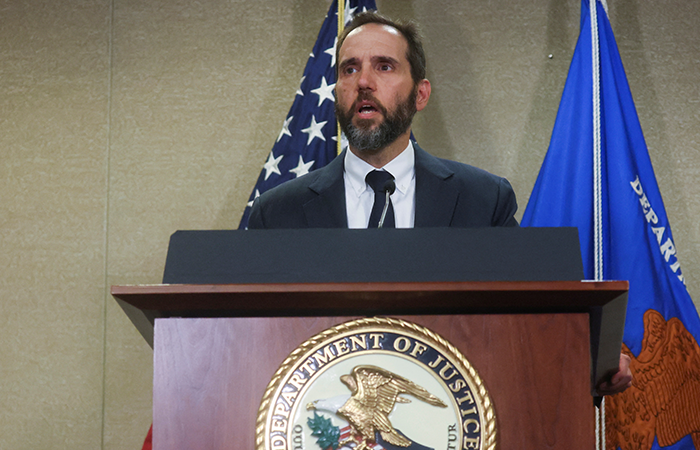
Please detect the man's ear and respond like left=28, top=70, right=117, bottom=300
left=415, top=79, right=431, bottom=112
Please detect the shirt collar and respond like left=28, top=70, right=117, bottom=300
left=344, top=141, right=415, bottom=196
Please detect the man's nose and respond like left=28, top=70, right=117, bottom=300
left=357, top=67, right=376, bottom=90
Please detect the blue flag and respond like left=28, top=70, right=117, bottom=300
left=238, top=0, right=377, bottom=229
left=522, top=1, right=700, bottom=449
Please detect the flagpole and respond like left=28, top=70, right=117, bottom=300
left=589, top=1, right=606, bottom=450
left=591, top=0, right=603, bottom=283
left=337, top=0, right=345, bottom=156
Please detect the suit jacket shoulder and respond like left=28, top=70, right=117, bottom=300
left=413, top=144, right=518, bottom=227
left=248, top=152, right=347, bottom=229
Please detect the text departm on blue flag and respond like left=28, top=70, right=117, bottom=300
left=521, top=1, right=700, bottom=449
left=238, top=0, right=377, bottom=230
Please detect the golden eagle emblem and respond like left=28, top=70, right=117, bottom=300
left=308, top=365, right=447, bottom=450
left=605, top=309, right=700, bottom=450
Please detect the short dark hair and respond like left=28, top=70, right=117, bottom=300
left=336, top=11, right=427, bottom=85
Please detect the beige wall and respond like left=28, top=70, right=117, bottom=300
left=1, top=0, right=698, bottom=448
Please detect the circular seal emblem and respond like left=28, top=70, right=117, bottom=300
left=256, top=317, right=496, bottom=450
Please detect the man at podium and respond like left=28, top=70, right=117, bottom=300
left=247, top=11, right=631, bottom=395
left=248, top=11, right=517, bottom=230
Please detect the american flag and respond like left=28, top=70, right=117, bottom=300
left=238, top=0, right=377, bottom=229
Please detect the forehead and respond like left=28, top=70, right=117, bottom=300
left=340, top=23, right=409, bottom=61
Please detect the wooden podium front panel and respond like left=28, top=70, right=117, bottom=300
left=154, top=314, right=593, bottom=450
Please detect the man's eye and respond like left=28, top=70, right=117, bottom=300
left=379, top=64, right=392, bottom=71
left=344, top=67, right=357, bottom=75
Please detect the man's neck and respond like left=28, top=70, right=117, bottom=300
left=348, top=131, right=411, bottom=168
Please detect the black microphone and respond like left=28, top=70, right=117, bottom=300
left=378, top=179, right=396, bottom=228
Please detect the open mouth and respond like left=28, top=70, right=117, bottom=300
left=356, top=101, right=381, bottom=118
left=359, top=105, right=377, bottom=115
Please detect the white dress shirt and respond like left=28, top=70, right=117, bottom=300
left=343, top=142, right=416, bottom=228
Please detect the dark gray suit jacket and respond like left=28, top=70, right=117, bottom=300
left=248, top=144, right=518, bottom=229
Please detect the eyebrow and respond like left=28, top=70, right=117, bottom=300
left=338, top=57, right=359, bottom=72
left=373, top=56, right=400, bottom=66
left=339, top=55, right=401, bottom=71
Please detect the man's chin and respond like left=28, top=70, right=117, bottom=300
left=353, top=117, right=382, bottom=131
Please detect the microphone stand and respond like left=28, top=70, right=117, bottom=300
left=377, top=180, right=396, bottom=228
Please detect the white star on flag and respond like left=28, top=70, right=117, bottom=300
left=290, top=156, right=315, bottom=178
left=247, top=189, right=260, bottom=207
left=325, top=37, right=337, bottom=67
left=301, top=115, right=327, bottom=145
left=263, top=152, right=283, bottom=180
left=277, top=116, right=293, bottom=142
left=311, top=77, right=335, bottom=107
left=343, top=1, right=357, bottom=24
left=296, top=76, right=305, bottom=97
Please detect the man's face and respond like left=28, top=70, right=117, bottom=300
left=335, top=23, right=418, bottom=154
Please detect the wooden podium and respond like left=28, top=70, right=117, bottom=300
left=112, top=279, right=628, bottom=450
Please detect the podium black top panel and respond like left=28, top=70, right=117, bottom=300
left=162, top=227, right=583, bottom=284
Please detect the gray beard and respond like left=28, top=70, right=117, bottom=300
left=336, top=89, right=417, bottom=154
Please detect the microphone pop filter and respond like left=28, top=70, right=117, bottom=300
left=383, top=179, right=396, bottom=195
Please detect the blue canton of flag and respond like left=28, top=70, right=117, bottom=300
left=238, top=0, right=377, bottom=229
left=522, top=1, right=700, bottom=449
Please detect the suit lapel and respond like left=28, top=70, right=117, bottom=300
left=413, top=144, right=459, bottom=227
left=298, top=146, right=457, bottom=228
left=302, top=153, right=348, bottom=228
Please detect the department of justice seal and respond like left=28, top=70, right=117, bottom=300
left=255, top=317, right=496, bottom=450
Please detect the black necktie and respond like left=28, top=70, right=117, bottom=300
left=365, top=170, right=395, bottom=228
